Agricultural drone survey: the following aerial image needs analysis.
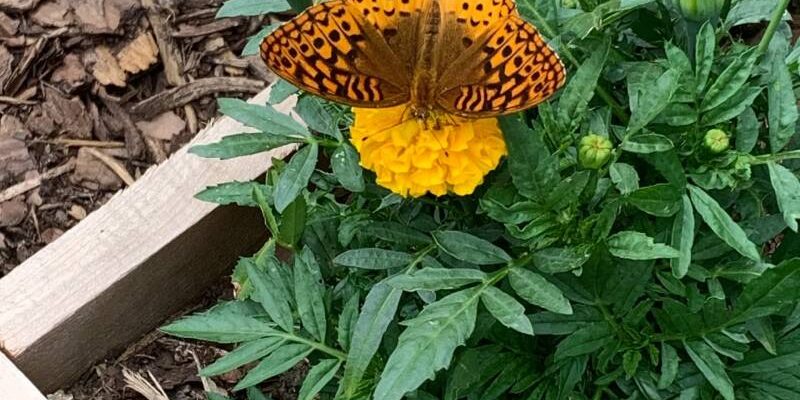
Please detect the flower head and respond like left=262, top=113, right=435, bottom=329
left=677, top=0, right=727, bottom=22
left=350, top=105, right=507, bottom=197
left=704, top=128, right=730, bottom=154
left=579, top=134, right=613, bottom=169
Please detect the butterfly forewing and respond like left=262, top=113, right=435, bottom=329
left=437, top=13, right=566, bottom=117
left=261, top=0, right=409, bottom=107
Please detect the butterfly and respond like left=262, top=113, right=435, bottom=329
left=260, top=0, right=566, bottom=120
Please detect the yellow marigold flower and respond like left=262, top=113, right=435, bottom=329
left=350, top=105, right=507, bottom=198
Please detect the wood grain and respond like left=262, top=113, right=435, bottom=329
left=0, top=87, right=298, bottom=392
left=0, top=353, right=46, bottom=400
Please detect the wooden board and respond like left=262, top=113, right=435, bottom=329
left=0, top=353, right=46, bottom=400
left=0, top=87, right=298, bottom=392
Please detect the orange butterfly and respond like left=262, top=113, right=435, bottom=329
left=260, top=0, right=566, bottom=120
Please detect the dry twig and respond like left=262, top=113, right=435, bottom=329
left=131, top=76, right=266, bottom=119
left=0, top=159, right=75, bottom=202
left=84, top=148, right=136, bottom=186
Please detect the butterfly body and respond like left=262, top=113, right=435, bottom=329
left=261, top=0, right=566, bottom=122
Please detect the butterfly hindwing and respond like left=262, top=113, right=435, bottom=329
left=437, top=14, right=566, bottom=117
left=261, top=0, right=409, bottom=107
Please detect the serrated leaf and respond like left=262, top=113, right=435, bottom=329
left=246, top=261, right=294, bottom=332
left=361, top=222, right=432, bottom=247
left=331, top=143, right=365, bottom=192
left=621, top=133, right=675, bottom=154
left=558, top=41, right=610, bottom=125
left=268, top=79, right=299, bottom=104
left=684, top=340, right=735, bottom=400
left=334, top=248, right=415, bottom=269
left=554, top=322, right=614, bottom=360
left=481, top=286, right=534, bottom=335
left=433, top=231, right=511, bottom=265
left=201, top=337, right=285, bottom=376
left=610, top=163, right=640, bottom=195
left=235, top=343, right=313, bottom=390
left=700, top=86, right=763, bottom=126
left=294, top=248, right=326, bottom=341
left=628, top=183, right=681, bottom=217
left=658, top=343, right=680, bottom=389
left=768, top=162, right=800, bottom=232
left=216, top=0, right=291, bottom=17
left=298, top=359, right=341, bottom=400
left=736, top=107, right=760, bottom=153
left=274, top=143, right=318, bottom=212
left=190, top=132, right=301, bottom=160
left=509, top=268, right=572, bottom=315
left=499, top=115, right=556, bottom=199
left=670, top=195, right=695, bottom=278
left=294, top=95, right=340, bottom=140
left=730, top=259, right=800, bottom=324
left=695, top=22, right=716, bottom=94
left=337, top=293, right=359, bottom=352
left=688, top=185, right=761, bottom=261
left=374, top=288, right=481, bottom=400
left=195, top=181, right=266, bottom=207
left=387, top=268, right=487, bottom=291
left=341, top=282, right=402, bottom=397
left=607, top=231, right=680, bottom=260
left=533, top=246, right=592, bottom=274
left=746, top=318, right=778, bottom=356
left=628, top=69, right=680, bottom=135
left=242, top=24, right=279, bottom=57
left=217, top=98, right=308, bottom=137
left=278, top=196, right=306, bottom=247
left=161, top=313, right=275, bottom=344
left=701, top=49, right=758, bottom=112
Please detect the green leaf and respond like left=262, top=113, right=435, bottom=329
left=253, top=186, right=279, bottom=237
left=627, top=184, right=681, bottom=217
left=294, top=248, right=326, bottom=341
left=481, top=286, right=534, bottom=335
left=341, top=282, right=402, bottom=397
left=684, top=340, right=735, bottom=400
left=554, top=322, right=614, bottom=360
left=670, top=195, right=695, bottom=278
left=235, top=343, right=313, bottom=390
left=433, top=231, right=511, bottom=265
left=387, top=268, right=487, bottom=291
left=337, top=293, right=359, bottom=352
left=274, top=143, right=318, bottom=213
left=533, top=246, right=592, bottom=274
left=285, top=0, right=312, bottom=12
left=725, top=0, right=791, bottom=27
left=189, top=133, right=301, bottom=160
left=268, top=79, right=299, bottom=104
left=746, top=318, right=778, bottom=356
left=730, top=259, right=800, bottom=324
left=298, top=359, right=341, bottom=400
left=768, top=42, right=799, bottom=151
left=206, top=393, right=230, bottom=400
left=201, top=337, right=285, bottom=376
left=658, top=343, right=680, bottom=389
left=621, top=133, right=674, bottom=154
left=768, top=162, right=800, bottom=232
left=334, top=248, right=414, bottom=269
left=627, top=68, right=680, bottom=135
left=332, top=143, right=365, bottom=192
left=217, top=0, right=291, bottom=17
left=607, top=231, right=680, bottom=260
left=509, top=268, right=572, bottom=315
left=700, top=85, right=763, bottom=126
left=360, top=222, right=431, bottom=247
left=695, top=22, right=716, bottom=94
left=557, top=41, right=610, bottom=125
left=499, top=115, right=556, bottom=199
left=161, top=312, right=274, bottom=344
left=374, top=288, right=481, bottom=400
left=736, top=107, right=760, bottom=153
left=701, top=49, right=758, bottom=112
left=610, top=163, right=640, bottom=195
left=217, top=98, right=308, bottom=137
left=623, top=350, right=641, bottom=378
left=278, top=196, right=306, bottom=247
left=246, top=261, right=294, bottom=332
left=195, top=181, right=265, bottom=207
left=246, top=388, right=271, bottom=400
left=688, top=185, right=761, bottom=261
left=242, top=24, right=279, bottom=57
left=294, top=96, right=340, bottom=140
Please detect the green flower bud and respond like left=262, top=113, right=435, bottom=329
left=704, top=129, right=730, bottom=153
left=579, top=134, right=613, bottom=169
left=677, top=0, right=727, bottom=22
left=562, top=0, right=579, bottom=9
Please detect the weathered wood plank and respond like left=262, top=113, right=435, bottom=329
left=0, top=87, right=297, bottom=392
left=0, top=353, right=46, bottom=400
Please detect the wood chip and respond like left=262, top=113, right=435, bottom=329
left=71, top=148, right=124, bottom=190
left=42, top=87, right=93, bottom=139
left=0, top=136, right=35, bottom=185
left=0, top=44, right=12, bottom=92
left=84, top=147, right=135, bottom=186
left=50, top=53, right=89, bottom=92
left=0, top=0, right=41, bottom=12
left=131, top=77, right=266, bottom=119
left=30, top=0, right=72, bottom=28
left=74, top=0, right=140, bottom=34
left=135, top=111, right=185, bottom=141
left=68, top=204, right=87, bottom=220
left=0, top=200, right=27, bottom=227
left=0, top=114, right=29, bottom=139
left=0, top=159, right=74, bottom=202
left=41, top=227, right=64, bottom=244
left=0, top=11, right=19, bottom=36
left=117, top=31, right=159, bottom=74
left=88, top=46, right=126, bottom=87
left=172, top=18, right=241, bottom=38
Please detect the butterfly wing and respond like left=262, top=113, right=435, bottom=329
left=435, top=3, right=566, bottom=118
left=261, top=0, right=411, bottom=107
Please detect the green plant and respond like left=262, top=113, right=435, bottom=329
left=163, top=0, right=800, bottom=399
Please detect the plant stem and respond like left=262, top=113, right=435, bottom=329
left=750, top=150, right=800, bottom=165
left=757, top=0, right=792, bottom=56
left=524, top=5, right=630, bottom=123
left=275, top=332, right=348, bottom=360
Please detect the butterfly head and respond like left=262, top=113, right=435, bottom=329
left=407, top=104, right=458, bottom=131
